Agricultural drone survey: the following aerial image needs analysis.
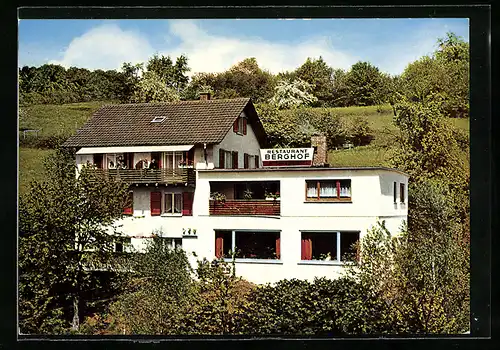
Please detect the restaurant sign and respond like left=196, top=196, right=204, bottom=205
left=260, top=148, right=314, bottom=167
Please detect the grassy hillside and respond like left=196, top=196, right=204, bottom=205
left=19, top=148, right=54, bottom=195
left=19, top=101, right=112, bottom=137
left=18, top=101, right=469, bottom=195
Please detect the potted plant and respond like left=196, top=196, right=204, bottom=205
left=178, top=159, right=194, bottom=169
left=243, top=189, right=253, bottom=200
left=265, top=191, right=280, bottom=201
left=210, top=192, right=226, bottom=204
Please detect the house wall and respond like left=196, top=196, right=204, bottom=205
left=111, top=168, right=408, bottom=284
left=212, top=111, right=261, bottom=169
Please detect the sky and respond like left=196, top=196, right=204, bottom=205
left=18, top=18, right=469, bottom=76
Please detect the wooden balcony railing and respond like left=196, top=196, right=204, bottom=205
left=91, top=168, right=195, bottom=185
left=209, top=199, right=280, bottom=216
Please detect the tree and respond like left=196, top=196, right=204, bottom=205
left=398, top=32, right=469, bottom=118
left=269, top=78, right=318, bottom=109
left=344, top=207, right=469, bottom=333
left=146, top=54, right=190, bottom=93
left=344, top=61, right=386, bottom=106
left=19, top=148, right=131, bottom=333
left=294, top=57, right=335, bottom=106
left=131, top=71, right=181, bottom=103
left=103, top=232, right=196, bottom=335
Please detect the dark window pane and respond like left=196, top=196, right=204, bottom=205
left=235, top=232, right=279, bottom=259
left=306, top=232, right=337, bottom=260
left=340, top=232, right=359, bottom=261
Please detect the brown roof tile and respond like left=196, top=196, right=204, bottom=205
left=63, top=98, right=264, bottom=148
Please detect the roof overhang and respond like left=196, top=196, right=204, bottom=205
left=76, top=145, right=194, bottom=154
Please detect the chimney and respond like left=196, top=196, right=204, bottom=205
left=311, top=135, right=328, bottom=167
left=199, top=92, right=211, bottom=101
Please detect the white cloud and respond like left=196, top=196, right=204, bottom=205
left=165, top=20, right=358, bottom=76
left=49, top=23, right=154, bottom=70
left=42, top=19, right=468, bottom=76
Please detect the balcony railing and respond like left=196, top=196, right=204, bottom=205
left=91, top=168, right=195, bottom=185
left=209, top=199, right=280, bottom=216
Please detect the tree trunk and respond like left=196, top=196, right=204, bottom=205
left=72, top=295, right=80, bottom=331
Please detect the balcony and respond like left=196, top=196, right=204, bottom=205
left=209, top=199, right=280, bottom=216
left=91, top=168, right=195, bottom=185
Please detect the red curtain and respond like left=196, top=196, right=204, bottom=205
left=275, top=236, right=281, bottom=259
left=150, top=192, right=162, bottom=216
left=233, top=119, right=239, bottom=133
left=215, top=231, right=224, bottom=258
left=182, top=192, right=194, bottom=216
left=301, top=235, right=312, bottom=260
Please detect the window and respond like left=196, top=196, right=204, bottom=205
left=151, top=116, right=166, bottom=123
left=115, top=237, right=131, bottom=253
left=104, top=153, right=126, bottom=170
left=301, top=231, right=359, bottom=262
left=400, top=183, right=405, bottom=203
left=160, top=237, right=182, bottom=249
left=233, top=116, right=247, bottom=135
left=219, top=149, right=234, bottom=169
left=164, top=193, right=182, bottom=214
left=215, top=230, right=281, bottom=260
left=393, top=182, right=397, bottom=203
left=305, top=180, right=351, bottom=201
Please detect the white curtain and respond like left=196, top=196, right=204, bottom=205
left=320, top=182, right=337, bottom=197
left=306, top=182, right=318, bottom=198
left=174, top=194, right=182, bottom=213
left=165, top=194, right=173, bottom=213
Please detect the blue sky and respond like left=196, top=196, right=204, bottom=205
left=18, top=18, right=469, bottom=76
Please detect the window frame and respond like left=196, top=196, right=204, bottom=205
left=305, top=179, right=352, bottom=202
left=300, top=231, right=360, bottom=263
left=400, top=183, right=406, bottom=203
left=162, top=192, right=183, bottom=215
left=215, top=229, right=281, bottom=261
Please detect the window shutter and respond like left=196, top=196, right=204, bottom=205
left=150, top=192, right=162, bottom=216
left=215, top=231, right=224, bottom=258
left=123, top=191, right=133, bottom=215
left=244, top=153, right=249, bottom=169
left=275, top=236, right=281, bottom=260
left=393, top=182, right=397, bottom=203
left=219, top=148, right=225, bottom=169
left=233, top=119, right=239, bottom=133
left=232, top=151, right=238, bottom=169
left=255, top=155, right=259, bottom=168
left=400, top=183, right=405, bottom=203
left=243, top=118, right=247, bottom=135
left=182, top=192, right=194, bottom=216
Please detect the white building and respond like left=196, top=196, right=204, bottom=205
left=63, top=93, right=409, bottom=284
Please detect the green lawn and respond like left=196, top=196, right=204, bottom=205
left=19, top=101, right=113, bottom=137
left=19, top=148, right=54, bottom=196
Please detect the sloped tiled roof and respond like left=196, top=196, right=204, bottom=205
left=63, top=97, right=263, bottom=148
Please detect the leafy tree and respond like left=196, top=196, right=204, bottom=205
left=146, top=54, right=190, bottom=93
left=398, top=32, right=469, bottom=118
left=102, top=232, right=196, bottom=335
left=131, top=71, right=181, bottom=103
left=19, top=148, right=131, bottom=333
left=345, top=61, right=386, bottom=106
left=294, top=57, right=335, bottom=106
left=330, top=68, right=351, bottom=107
left=269, top=78, right=318, bottom=109
left=345, top=213, right=469, bottom=333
